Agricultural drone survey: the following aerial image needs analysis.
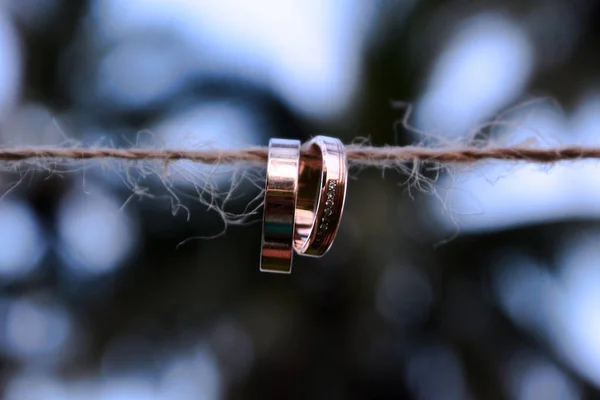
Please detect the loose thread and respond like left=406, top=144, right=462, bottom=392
left=0, top=145, right=598, bottom=165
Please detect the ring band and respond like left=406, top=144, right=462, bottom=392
left=260, top=138, right=301, bottom=273
left=294, top=136, right=347, bottom=257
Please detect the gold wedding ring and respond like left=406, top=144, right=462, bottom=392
left=260, top=138, right=301, bottom=273
left=294, top=136, right=347, bottom=257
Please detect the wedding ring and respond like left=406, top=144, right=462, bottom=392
left=260, top=138, right=301, bottom=273
left=294, top=136, right=347, bottom=257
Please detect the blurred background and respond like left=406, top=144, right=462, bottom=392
left=0, top=0, right=600, bottom=399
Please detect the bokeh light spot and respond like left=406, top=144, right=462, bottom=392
left=156, top=102, right=260, bottom=187
left=505, top=352, right=579, bottom=400
left=416, top=13, right=533, bottom=138
left=0, top=9, right=20, bottom=120
left=0, top=297, right=73, bottom=362
left=57, top=189, right=137, bottom=276
left=0, top=200, right=45, bottom=282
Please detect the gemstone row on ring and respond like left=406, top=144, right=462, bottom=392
left=317, top=180, right=337, bottom=237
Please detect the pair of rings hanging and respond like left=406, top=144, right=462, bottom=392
left=260, top=136, right=348, bottom=274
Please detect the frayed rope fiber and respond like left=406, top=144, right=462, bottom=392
left=0, top=145, right=599, bottom=165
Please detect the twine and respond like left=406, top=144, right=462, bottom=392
left=0, top=145, right=598, bottom=165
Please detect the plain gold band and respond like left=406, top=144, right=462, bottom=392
left=260, top=138, right=301, bottom=273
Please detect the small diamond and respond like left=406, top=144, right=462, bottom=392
left=329, top=181, right=337, bottom=188
left=324, top=208, right=333, bottom=216
left=320, top=223, right=329, bottom=230
left=322, top=216, right=329, bottom=223
left=327, top=192, right=335, bottom=199
left=325, top=200, right=334, bottom=207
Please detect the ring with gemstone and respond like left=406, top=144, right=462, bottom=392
left=260, top=138, right=301, bottom=273
left=294, top=135, right=347, bottom=257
